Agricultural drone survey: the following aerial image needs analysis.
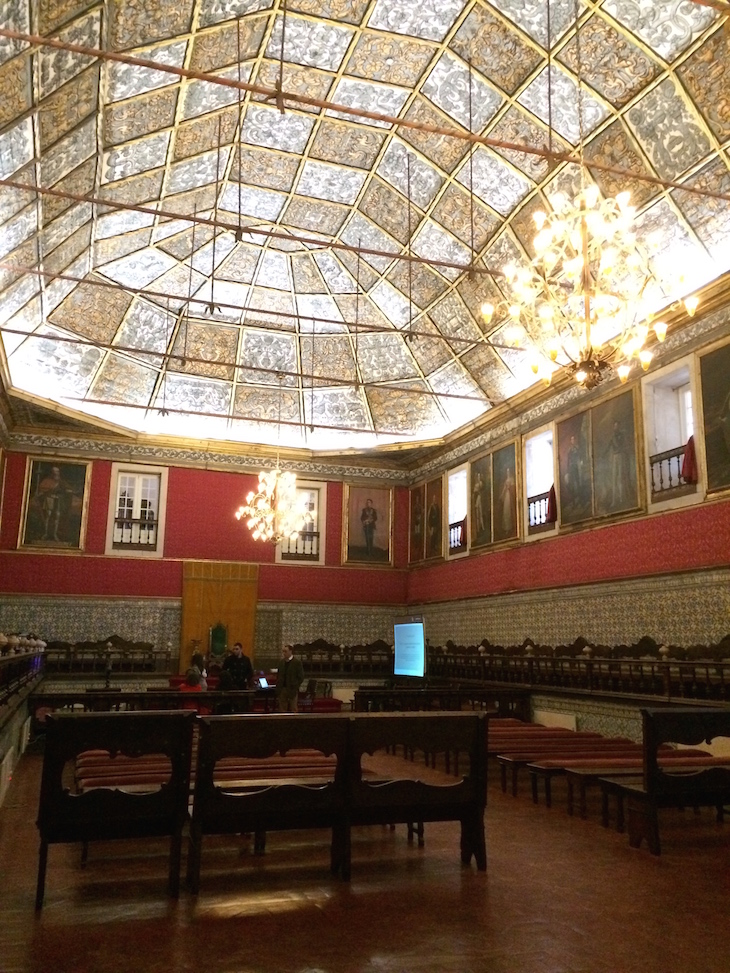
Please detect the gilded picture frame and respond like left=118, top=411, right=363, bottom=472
left=492, top=441, right=519, bottom=543
left=469, top=453, right=492, bottom=548
left=700, top=341, right=730, bottom=493
left=343, top=484, right=393, bottom=565
left=409, top=483, right=426, bottom=563
left=424, top=476, right=443, bottom=560
left=557, top=410, right=593, bottom=526
left=591, top=388, right=640, bottom=517
left=19, top=457, right=91, bottom=551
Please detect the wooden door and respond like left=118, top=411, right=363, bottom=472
left=180, top=561, right=258, bottom=672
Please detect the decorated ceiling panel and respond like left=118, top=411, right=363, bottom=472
left=0, top=0, right=728, bottom=452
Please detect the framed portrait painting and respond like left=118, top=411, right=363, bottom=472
left=409, top=483, right=425, bottom=563
left=700, top=342, right=730, bottom=493
left=469, top=453, right=492, bottom=548
left=591, top=389, right=639, bottom=517
left=20, top=458, right=91, bottom=550
left=557, top=410, right=593, bottom=526
left=424, top=476, right=443, bottom=559
left=343, top=484, right=392, bottom=565
left=492, top=442, right=518, bottom=542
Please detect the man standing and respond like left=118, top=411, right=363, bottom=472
left=360, top=498, right=377, bottom=557
left=221, top=641, right=253, bottom=690
left=275, top=644, right=305, bottom=712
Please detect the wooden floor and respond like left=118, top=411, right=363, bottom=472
left=1, top=745, right=728, bottom=973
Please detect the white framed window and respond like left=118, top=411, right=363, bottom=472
left=524, top=426, right=556, bottom=538
left=276, top=479, right=326, bottom=565
left=642, top=355, right=701, bottom=510
left=447, top=465, right=468, bottom=557
left=105, top=463, right=168, bottom=557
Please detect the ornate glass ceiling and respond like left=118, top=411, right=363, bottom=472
left=0, top=0, right=729, bottom=450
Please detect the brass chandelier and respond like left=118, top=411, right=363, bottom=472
left=235, top=374, right=307, bottom=544
left=480, top=183, right=700, bottom=390
left=478, top=0, right=701, bottom=392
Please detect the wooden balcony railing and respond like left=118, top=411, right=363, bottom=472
left=649, top=443, right=696, bottom=500
left=448, top=518, right=467, bottom=554
left=0, top=649, right=44, bottom=706
left=280, top=530, right=320, bottom=561
left=112, top=516, right=158, bottom=550
left=527, top=489, right=555, bottom=535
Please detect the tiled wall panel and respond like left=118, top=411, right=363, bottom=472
left=0, top=594, right=180, bottom=651
left=414, top=568, right=730, bottom=649
left=253, top=601, right=403, bottom=666
left=4, top=567, right=728, bottom=673
left=530, top=695, right=643, bottom=742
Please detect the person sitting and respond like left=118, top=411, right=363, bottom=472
left=275, top=644, right=305, bottom=713
left=179, top=667, right=212, bottom=714
left=180, top=668, right=202, bottom=693
left=191, top=651, right=208, bottom=691
left=221, top=641, right=253, bottom=690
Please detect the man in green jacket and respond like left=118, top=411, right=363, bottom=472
left=275, top=644, right=305, bottom=712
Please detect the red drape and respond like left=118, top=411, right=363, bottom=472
left=681, top=435, right=698, bottom=484
left=546, top=484, right=557, bottom=523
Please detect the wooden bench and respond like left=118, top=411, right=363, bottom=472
left=611, top=707, right=730, bottom=854
left=560, top=751, right=726, bottom=820
left=187, top=711, right=488, bottom=891
left=345, top=711, right=487, bottom=879
left=526, top=743, right=655, bottom=806
left=187, top=714, right=349, bottom=893
left=494, top=732, right=607, bottom=795
left=35, top=710, right=195, bottom=910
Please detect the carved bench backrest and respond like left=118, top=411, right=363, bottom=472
left=641, top=707, right=730, bottom=801
left=38, top=710, right=195, bottom=842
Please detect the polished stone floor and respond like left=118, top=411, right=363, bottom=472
left=1, top=748, right=728, bottom=973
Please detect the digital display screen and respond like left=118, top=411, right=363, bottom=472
left=393, top=619, right=426, bottom=678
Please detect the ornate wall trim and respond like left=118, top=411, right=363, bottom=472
left=6, top=304, right=729, bottom=487
left=6, top=433, right=412, bottom=484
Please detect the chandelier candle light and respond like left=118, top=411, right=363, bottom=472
left=235, top=467, right=305, bottom=543
left=480, top=0, right=699, bottom=391
left=480, top=184, right=700, bottom=390
left=235, top=372, right=307, bottom=543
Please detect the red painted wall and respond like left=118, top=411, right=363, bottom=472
left=407, top=497, right=730, bottom=604
left=0, top=551, right=182, bottom=597
left=0, top=452, right=408, bottom=603
left=2, top=449, right=727, bottom=607
left=259, top=563, right=407, bottom=604
left=163, top=467, right=275, bottom=563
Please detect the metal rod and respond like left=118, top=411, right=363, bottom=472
left=0, top=260, right=487, bottom=347
left=60, top=394, right=424, bottom=439
left=0, top=175, right=502, bottom=275
left=0, top=27, right=727, bottom=205
left=0, top=324, right=492, bottom=402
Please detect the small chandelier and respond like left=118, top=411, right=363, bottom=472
left=235, top=372, right=306, bottom=543
left=235, top=467, right=305, bottom=543
left=480, top=183, right=700, bottom=390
